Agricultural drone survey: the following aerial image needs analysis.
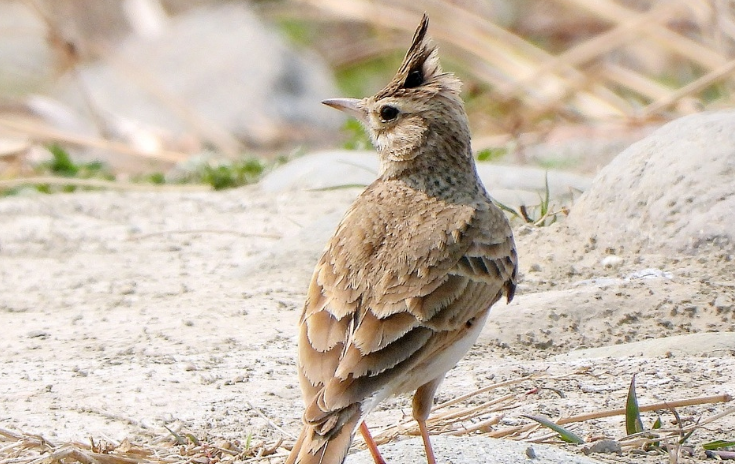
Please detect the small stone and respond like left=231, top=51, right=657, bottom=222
left=586, top=439, right=622, bottom=455
left=517, top=225, right=535, bottom=236
left=529, top=263, right=542, bottom=272
left=714, top=294, right=733, bottom=312
left=223, top=375, right=248, bottom=385
left=525, top=446, right=537, bottom=459
left=119, top=282, right=136, bottom=295
left=601, top=255, right=623, bottom=268
left=27, top=330, right=50, bottom=339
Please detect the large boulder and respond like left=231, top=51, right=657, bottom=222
left=52, top=3, right=341, bottom=152
left=0, top=2, right=52, bottom=94
left=568, top=110, right=735, bottom=254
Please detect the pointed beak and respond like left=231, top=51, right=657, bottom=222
left=322, top=98, right=367, bottom=124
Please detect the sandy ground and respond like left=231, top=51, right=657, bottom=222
left=0, top=176, right=733, bottom=463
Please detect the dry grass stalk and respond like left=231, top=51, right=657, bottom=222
left=1, top=395, right=732, bottom=463
left=640, top=57, right=735, bottom=116
left=294, top=0, right=735, bottom=138
left=0, top=427, right=284, bottom=464
left=364, top=378, right=733, bottom=447
left=559, top=0, right=729, bottom=70
left=598, top=63, right=674, bottom=101
left=553, top=393, right=733, bottom=426
left=363, top=373, right=546, bottom=446
left=493, top=0, right=689, bottom=101
left=0, top=176, right=210, bottom=192
left=0, top=117, right=188, bottom=164
left=486, top=392, right=733, bottom=443
left=298, top=0, right=627, bottom=118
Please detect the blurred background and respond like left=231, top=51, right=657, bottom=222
left=1, top=0, right=735, bottom=191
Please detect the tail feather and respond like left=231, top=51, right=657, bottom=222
left=285, top=414, right=360, bottom=464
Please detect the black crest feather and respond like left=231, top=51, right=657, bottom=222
left=403, top=69, right=424, bottom=89
left=375, top=14, right=460, bottom=99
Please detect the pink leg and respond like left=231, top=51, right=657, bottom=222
left=413, top=376, right=444, bottom=464
left=359, top=422, right=387, bottom=464
left=417, top=419, right=437, bottom=464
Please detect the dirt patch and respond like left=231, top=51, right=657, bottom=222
left=0, top=184, right=732, bottom=464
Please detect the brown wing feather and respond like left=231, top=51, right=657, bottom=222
left=297, top=184, right=518, bottom=436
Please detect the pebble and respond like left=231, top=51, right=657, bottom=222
left=584, top=439, right=622, bottom=455
left=601, top=255, right=623, bottom=268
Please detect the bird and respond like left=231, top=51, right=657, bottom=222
left=286, top=13, right=517, bottom=464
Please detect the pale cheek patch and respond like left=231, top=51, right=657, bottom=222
left=381, top=122, right=427, bottom=161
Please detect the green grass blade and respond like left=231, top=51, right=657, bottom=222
left=185, top=433, right=201, bottom=446
left=308, top=184, right=368, bottom=191
left=541, top=171, right=550, bottom=216
left=492, top=199, right=521, bottom=219
left=680, top=429, right=695, bottom=445
left=522, top=414, right=585, bottom=444
left=703, top=440, right=735, bottom=450
left=163, top=425, right=186, bottom=445
left=625, top=374, right=644, bottom=435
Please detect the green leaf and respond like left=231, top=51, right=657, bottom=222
left=185, top=433, right=201, bottom=446
left=522, top=414, right=585, bottom=444
left=47, top=144, right=78, bottom=177
left=625, top=375, right=644, bottom=435
left=163, top=425, right=186, bottom=445
left=476, top=147, right=507, bottom=162
left=645, top=415, right=663, bottom=450
left=703, top=440, right=735, bottom=450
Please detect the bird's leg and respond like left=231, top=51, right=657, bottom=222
left=413, top=376, right=445, bottom=464
left=417, top=419, right=436, bottom=464
left=359, top=421, right=387, bottom=464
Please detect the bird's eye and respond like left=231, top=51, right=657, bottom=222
left=379, top=105, right=399, bottom=122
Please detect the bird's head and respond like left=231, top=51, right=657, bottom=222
left=323, top=14, right=471, bottom=178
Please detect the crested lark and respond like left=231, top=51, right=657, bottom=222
left=286, top=14, right=517, bottom=464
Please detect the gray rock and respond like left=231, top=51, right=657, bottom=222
left=584, top=439, right=622, bottom=455
left=0, top=2, right=53, bottom=93
left=258, top=151, right=378, bottom=192
left=475, top=162, right=591, bottom=199
left=715, top=294, right=734, bottom=312
left=259, top=150, right=592, bottom=209
left=53, top=3, right=341, bottom=150
left=349, top=436, right=603, bottom=464
left=568, top=110, right=735, bottom=254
